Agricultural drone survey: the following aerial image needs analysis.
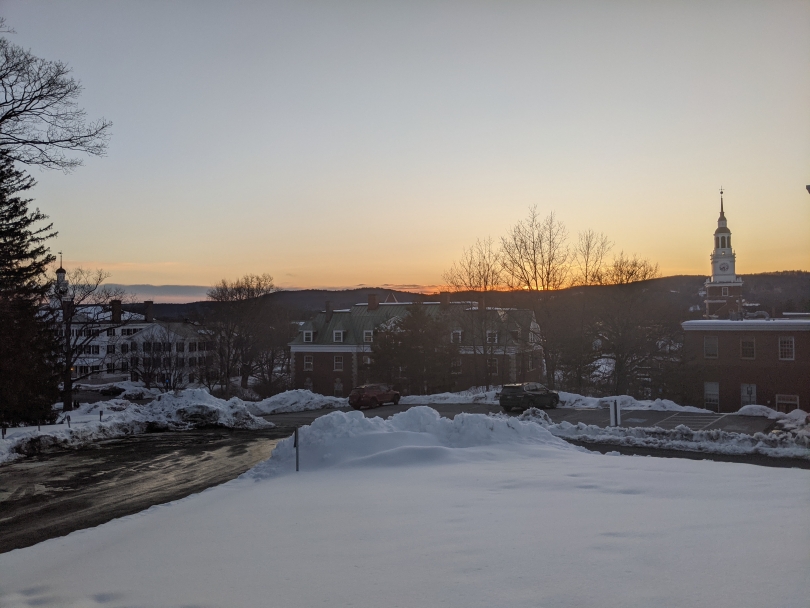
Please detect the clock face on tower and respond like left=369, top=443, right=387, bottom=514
left=719, top=263, right=729, bottom=272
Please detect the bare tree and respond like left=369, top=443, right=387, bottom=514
left=572, top=229, right=612, bottom=286
left=52, top=267, right=130, bottom=410
left=0, top=19, right=112, bottom=171
left=603, top=251, right=660, bottom=285
left=499, top=208, right=571, bottom=389
left=442, top=237, right=503, bottom=293
left=500, top=208, right=571, bottom=292
left=204, top=273, right=276, bottom=396
left=442, top=238, right=503, bottom=389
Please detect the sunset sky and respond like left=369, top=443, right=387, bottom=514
left=4, top=1, right=809, bottom=296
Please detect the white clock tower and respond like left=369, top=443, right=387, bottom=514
left=704, top=189, right=743, bottom=318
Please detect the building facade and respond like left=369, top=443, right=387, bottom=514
left=289, top=294, right=543, bottom=396
left=682, top=192, right=809, bottom=413
left=682, top=319, right=810, bottom=412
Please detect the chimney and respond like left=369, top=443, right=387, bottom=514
left=368, top=293, right=379, bottom=311
left=439, top=291, right=450, bottom=308
left=144, top=300, right=154, bottom=323
left=325, top=300, right=333, bottom=323
left=111, top=299, right=122, bottom=324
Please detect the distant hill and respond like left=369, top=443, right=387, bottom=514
left=123, top=272, right=809, bottom=321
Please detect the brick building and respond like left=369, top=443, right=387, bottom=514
left=289, top=294, right=543, bottom=396
left=682, top=191, right=809, bottom=413
left=682, top=318, right=810, bottom=412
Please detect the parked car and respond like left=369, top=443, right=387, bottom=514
left=499, top=382, right=559, bottom=412
left=349, top=384, right=401, bottom=409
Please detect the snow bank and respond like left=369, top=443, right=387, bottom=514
left=401, top=386, right=711, bottom=413
left=557, top=391, right=710, bottom=413
left=401, top=387, right=499, bottom=405
left=251, top=406, right=576, bottom=478
left=245, top=389, right=347, bottom=415
left=0, top=389, right=272, bottom=464
left=68, top=380, right=162, bottom=402
left=514, top=409, right=810, bottom=460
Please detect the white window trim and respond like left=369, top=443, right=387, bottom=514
left=334, top=355, right=344, bottom=371
left=303, top=355, right=314, bottom=371
left=740, top=338, right=755, bottom=360
left=333, top=330, right=344, bottom=343
left=451, top=330, right=462, bottom=344
left=363, top=330, right=373, bottom=343
left=303, top=331, right=313, bottom=343
left=486, top=331, right=498, bottom=344
left=778, top=336, right=795, bottom=361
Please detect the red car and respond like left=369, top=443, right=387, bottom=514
left=349, top=384, right=401, bottom=409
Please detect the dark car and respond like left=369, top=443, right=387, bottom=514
left=499, top=382, right=559, bottom=412
left=348, top=384, right=401, bottom=409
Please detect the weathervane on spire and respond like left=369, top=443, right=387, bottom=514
left=720, top=187, right=724, bottom=213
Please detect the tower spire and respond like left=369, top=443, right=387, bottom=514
left=718, top=187, right=725, bottom=220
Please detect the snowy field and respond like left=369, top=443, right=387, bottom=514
left=1, top=407, right=808, bottom=608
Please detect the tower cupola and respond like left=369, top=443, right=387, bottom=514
left=703, top=188, right=743, bottom=318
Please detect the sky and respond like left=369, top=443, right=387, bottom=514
left=4, top=0, right=809, bottom=297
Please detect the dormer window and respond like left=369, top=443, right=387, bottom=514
left=333, top=330, right=344, bottom=343
left=486, top=331, right=498, bottom=344
left=303, top=331, right=313, bottom=343
left=451, top=330, right=462, bottom=344
left=363, top=330, right=373, bottom=343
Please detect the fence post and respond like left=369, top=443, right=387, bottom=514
left=294, top=427, right=299, bottom=472
left=67, top=415, right=71, bottom=429
left=99, top=410, right=103, bottom=422
left=609, top=401, right=616, bottom=427
left=615, top=399, right=621, bottom=426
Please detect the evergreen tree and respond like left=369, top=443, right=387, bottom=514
left=0, top=155, right=59, bottom=425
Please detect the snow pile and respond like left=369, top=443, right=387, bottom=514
left=401, top=387, right=500, bottom=405
left=251, top=406, right=575, bottom=478
left=515, top=410, right=810, bottom=460
left=558, top=392, right=709, bottom=413
left=245, top=389, right=347, bottom=415
left=737, top=404, right=809, bottom=421
left=69, top=380, right=163, bottom=401
left=0, top=389, right=272, bottom=464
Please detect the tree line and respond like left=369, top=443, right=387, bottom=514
left=441, top=207, right=694, bottom=402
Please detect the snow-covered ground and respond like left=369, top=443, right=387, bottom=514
left=1, top=407, right=807, bottom=608
left=0, top=389, right=271, bottom=464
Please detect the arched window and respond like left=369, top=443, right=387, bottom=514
left=715, top=236, right=719, bottom=249
left=721, top=236, right=726, bottom=248
left=727, top=236, right=731, bottom=248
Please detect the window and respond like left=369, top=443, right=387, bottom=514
left=362, top=355, right=372, bottom=366
left=334, top=378, right=344, bottom=398
left=130, top=357, right=139, bottom=367
left=703, top=336, right=718, bottom=359
left=106, top=328, right=116, bottom=337
left=163, top=342, right=171, bottom=352
left=143, top=342, right=152, bottom=352
left=487, top=358, right=498, bottom=375
left=740, top=383, right=756, bottom=406
left=120, top=361, right=128, bottom=372
left=78, top=365, right=90, bottom=376
left=188, top=357, right=197, bottom=366
left=451, top=357, right=462, bottom=375
left=176, top=342, right=185, bottom=353
left=130, top=342, right=138, bottom=352
left=486, top=331, right=498, bottom=344
left=333, top=330, right=343, bottom=343
left=90, top=365, right=100, bottom=373
left=106, top=363, right=115, bottom=373
left=121, top=343, right=129, bottom=354
left=740, top=338, right=755, bottom=360
left=778, top=337, right=795, bottom=360
left=510, top=329, right=520, bottom=341
left=303, top=330, right=313, bottom=343
left=189, top=342, right=197, bottom=352
left=704, top=382, right=720, bottom=410
left=721, top=287, right=729, bottom=296
left=177, top=358, right=185, bottom=368
left=451, top=330, right=462, bottom=344
left=334, top=355, right=344, bottom=371
left=775, top=395, right=800, bottom=413
left=363, top=330, right=373, bottom=343
left=107, top=344, right=116, bottom=355
left=162, top=357, right=171, bottom=368
left=303, top=355, right=314, bottom=371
